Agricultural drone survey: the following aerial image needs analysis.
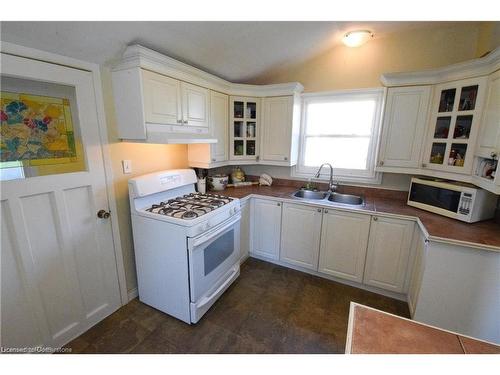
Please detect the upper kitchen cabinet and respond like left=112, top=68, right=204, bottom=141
left=471, top=69, right=500, bottom=194
left=422, top=77, right=487, bottom=175
left=142, top=71, right=209, bottom=128
left=142, top=69, right=181, bottom=126
left=476, top=70, right=500, bottom=159
left=112, top=67, right=215, bottom=144
left=230, top=96, right=260, bottom=162
left=112, top=45, right=303, bottom=153
left=188, top=91, right=229, bottom=168
left=261, top=95, right=301, bottom=166
left=379, top=47, right=500, bottom=189
left=377, top=86, right=431, bottom=169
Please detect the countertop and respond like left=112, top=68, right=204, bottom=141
left=217, top=181, right=500, bottom=250
left=345, top=303, right=500, bottom=354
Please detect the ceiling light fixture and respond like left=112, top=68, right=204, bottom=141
left=342, top=30, right=374, bottom=47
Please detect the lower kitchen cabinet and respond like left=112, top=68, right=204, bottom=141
left=363, top=216, right=414, bottom=293
left=251, top=198, right=282, bottom=260
left=318, top=209, right=371, bottom=283
left=407, top=226, right=428, bottom=316
left=280, top=203, right=322, bottom=270
left=239, top=200, right=250, bottom=262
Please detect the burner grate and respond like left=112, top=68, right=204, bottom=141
left=146, top=193, right=233, bottom=219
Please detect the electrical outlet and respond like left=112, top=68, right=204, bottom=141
left=122, top=160, right=132, bottom=174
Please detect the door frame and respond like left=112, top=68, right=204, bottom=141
left=1, top=41, right=128, bottom=305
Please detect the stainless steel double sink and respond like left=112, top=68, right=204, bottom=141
left=291, top=189, right=364, bottom=206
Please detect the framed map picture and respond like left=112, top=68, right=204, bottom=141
left=1, top=91, right=77, bottom=165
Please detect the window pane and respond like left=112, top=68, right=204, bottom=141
left=1, top=76, right=86, bottom=181
left=304, top=137, right=370, bottom=170
left=305, top=100, right=376, bottom=136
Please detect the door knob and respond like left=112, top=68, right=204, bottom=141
left=97, top=209, right=111, bottom=219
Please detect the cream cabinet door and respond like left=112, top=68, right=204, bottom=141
left=318, top=209, right=371, bottom=283
left=251, top=199, right=282, bottom=260
left=280, top=203, right=322, bottom=270
left=363, top=216, right=414, bottom=293
left=181, top=82, right=209, bottom=128
left=407, top=227, right=428, bottom=317
left=210, top=91, right=229, bottom=162
left=378, top=86, right=431, bottom=168
left=476, top=70, right=500, bottom=159
left=240, top=200, right=250, bottom=262
left=261, top=96, right=293, bottom=162
left=422, top=77, right=487, bottom=175
left=142, top=69, right=182, bottom=125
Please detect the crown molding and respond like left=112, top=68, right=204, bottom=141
left=113, top=44, right=304, bottom=97
left=381, top=47, right=500, bottom=87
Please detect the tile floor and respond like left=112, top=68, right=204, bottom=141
left=65, top=258, right=410, bottom=354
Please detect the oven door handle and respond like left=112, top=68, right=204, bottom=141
left=189, top=214, right=241, bottom=249
left=196, top=264, right=239, bottom=310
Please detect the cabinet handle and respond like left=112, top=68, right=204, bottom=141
left=256, top=156, right=260, bottom=161
left=183, top=120, right=188, bottom=124
left=277, top=202, right=281, bottom=207
left=324, top=209, right=328, bottom=213
left=284, top=157, right=288, bottom=161
left=211, top=158, right=216, bottom=162
left=379, top=161, right=384, bottom=166
left=317, top=208, right=322, bottom=213
left=373, top=217, right=378, bottom=221
left=177, top=119, right=182, bottom=124
left=422, top=163, right=427, bottom=168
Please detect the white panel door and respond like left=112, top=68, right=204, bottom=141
left=318, top=209, right=371, bottom=283
left=240, top=200, right=250, bottom=262
left=363, top=216, right=414, bottom=293
left=261, top=96, right=292, bottom=162
left=378, top=86, right=431, bottom=168
left=280, top=203, right=322, bottom=270
left=181, top=82, right=209, bottom=128
left=210, top=91, right=229, bottom=162
left=1, top=54, right=121, bottom=349
left=142, top=69, right=181, bottom=126
left=251, top=199, right=282, bottom=260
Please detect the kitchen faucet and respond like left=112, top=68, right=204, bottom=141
left=314, top=163, right=338, bottom=192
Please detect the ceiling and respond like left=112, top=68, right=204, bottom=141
left=0, top=21, right=469, bottom=82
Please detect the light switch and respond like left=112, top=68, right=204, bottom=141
left=122, top=160, right=132, bottom=174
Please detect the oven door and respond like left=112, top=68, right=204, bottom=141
left=187, top=214, right=240, bottom=319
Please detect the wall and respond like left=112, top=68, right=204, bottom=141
left=476, top=22, right=500, bottom=57
left=239, top=22, right=500, bottom=189
left=100, top=67, right=189, bottom=293
left=250, top=23, right=490, bottom=92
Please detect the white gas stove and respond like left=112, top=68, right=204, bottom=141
left=128, top=169, right=241, bottom=323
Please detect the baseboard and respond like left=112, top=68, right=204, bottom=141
left=127, top=287, right=138, bottom=302
left=249, top=253, right=407, bottom=302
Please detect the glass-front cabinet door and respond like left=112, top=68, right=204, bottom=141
left=229, top=96, right=260, bottom=161
left=423, top=77, right=488, bottom=174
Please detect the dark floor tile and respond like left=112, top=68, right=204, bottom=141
left=82, top=318, right=150, bottom=353
left=65, top=257, right=410, bottom=354
left=62, top=336, right=90, bottom=354
left=120, top=298, right=167, bottom=332
left=130, top=329, right=180, bottom=354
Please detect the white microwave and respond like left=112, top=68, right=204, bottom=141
left=407, top=178, right=498, bottom=223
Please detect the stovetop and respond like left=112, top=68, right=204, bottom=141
left=146, top=193, right=234, bottom=220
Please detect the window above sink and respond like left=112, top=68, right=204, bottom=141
left=294, top=88, right=384, bottom=184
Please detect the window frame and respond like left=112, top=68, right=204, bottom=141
left=293, top=88, right=385, bottom=184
